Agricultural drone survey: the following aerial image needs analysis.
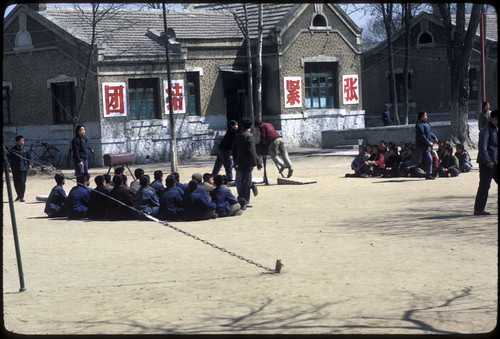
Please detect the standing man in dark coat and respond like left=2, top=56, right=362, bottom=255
left=232, top=119, right=261, bottom=210
left=7, top=135, right=33, bottom=202
left=474, top=110, right=498, bottom=215
left=212, top=120, right=238, bottom=181
left=381, top=105, right=392, bottom=126
left=72, top=125, right=89, bottom=176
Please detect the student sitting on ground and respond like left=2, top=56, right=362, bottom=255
left=44, top=173, right=67, bottom=217
left=150, top=170, right=165, bottom=197
left=362, top=144, right=385, bottom=177
left=158, top=175, right=184, bottom=220
left=129, top=168, right=145, bottom=194
left=110, top=167, right=125, bottom=187
left=436, top=140, right=447, bottom=161
left=66, top=174, right=90, bottom=219
left=103, top=173, right=113, bottom=192
left=170, top=171, right=187, bottom=195
left=211, top=174, right=242, bottom=217
left=88, top=175, right=111, bottom=219
left=383, top=144, right=402, bottom=178
left=108, top=174, right=136, bottom=220
left=438, top=144, right=460, bottom=177
left=201, top=173, right=216, bottom=198
left=346, top=145, right=370, bottom=177
left=398, top=144, right=424, bottom=177
left=134, top=175, right=160, bottom=219
left=191, top=172, right=209, bottom=200
left=431, top=150, right=440, bottom=177
left=455, top=143, right=472, bottom=173
left=182, top=180, right=217, bottom=221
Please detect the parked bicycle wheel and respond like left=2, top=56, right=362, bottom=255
left=43, top=146, right=61, bottom=168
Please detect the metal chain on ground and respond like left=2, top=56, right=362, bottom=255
left=5, top=147, right=280, bottom=274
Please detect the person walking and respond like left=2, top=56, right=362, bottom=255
left=212, top=120, right=238, bottom=181
left=255, top=120, right=293, bottom=178
left=381, top=105, right=392, bottom=126
left=72, top=124, right=89, bottom=176
left=7, top=135, right=33, bottom=202
left=474, top=109, right=498, bottom=215
left=412, top=111, right=438, bottom=180
left=232, top=119, right=261, bottom=210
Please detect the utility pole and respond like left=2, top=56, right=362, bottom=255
left=163, top=2, right=178, bottom=172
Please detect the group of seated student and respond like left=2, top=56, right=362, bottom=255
left=346, top=140, right=472, bottom=178
left=44, top=166, right=243, bottom=222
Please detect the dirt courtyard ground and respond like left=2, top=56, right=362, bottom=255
left=2, top=148, right=498, bottom=335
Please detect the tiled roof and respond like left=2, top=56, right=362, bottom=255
left=194, top=3, right=298, bottom=38
left=38, top=5, right=242, bottom=57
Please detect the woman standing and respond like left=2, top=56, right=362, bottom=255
left=72, top=125, right=88, bottom=176
left=413, top=111, right=438, bottom=180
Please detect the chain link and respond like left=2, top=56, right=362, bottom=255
left=160, top=220, right=277, bottom=273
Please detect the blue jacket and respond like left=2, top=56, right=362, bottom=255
left=7, top=144, right=33, bottom=171
left=477, top=122, right=498, bottom=165
left=66, top=185, right=89, bottom=219
left=415, top=121, right=436, bottom=148
left=44, top=185, right=67, bottom=216
left=182, top=189, right=216, bottom=221
left=134, top=186, right=160, bottom=215
left=158, top=187, right=184, bottom=220
left=211, top=185, right=238, bottom=217
left=150, top=180, right=165, bottom=197
left=72, top=136, right=88, bottom=162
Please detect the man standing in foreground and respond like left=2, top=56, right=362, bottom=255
left=255, top=120, right=293, bottom=178
left=232, top=119, right=261, bottom=210
left=474, top=109, right=498, bottom=216
left=7, top=135, right=33, bottom=202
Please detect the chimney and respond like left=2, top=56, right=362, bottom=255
left=27, top=3, right=46, bottom=12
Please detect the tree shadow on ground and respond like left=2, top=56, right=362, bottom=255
left=43, top=286, right=492, bottom=335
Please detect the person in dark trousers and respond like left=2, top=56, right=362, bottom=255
left=150, top=170, right=165, bottom=197
left=72, top=125, right=89, bottom=176
left=212, top=120, right=238, bottom=181
left=232, top=119, right=261, bottom=210
left=134, top=175, right=160, bottom=219
left=411, top=111, right=438, bottom=179
left=211, top=174, right=242, bottom=217
left=182, top=180, right=217, bottom=221
left=88, top=175, right=111, bottom=219
left=255, top=120, right=293, bottom=178
left=474, top=109, right=498, bottom=216
left=7, top=135, right=33, bottom=202
left=66, top=174, right=90, bottom=219
left=158, top=175, right=184, bottom=221
left=44, top=173, right=67, bottom=217
left=381, top=105, right=392, bottom=126
left=108, top=174, right=136, bottom=220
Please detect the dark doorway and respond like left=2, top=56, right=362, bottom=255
left=222, top=73, right=246, bottom=127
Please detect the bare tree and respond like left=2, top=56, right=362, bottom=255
left=255, top=4, right=264, bottom=122
left=72, top=3, right=130, bottom=125
left=438, top=3, right=482, bottom=143
left=401, top=3, right=412, bottom=125
left=380, top=3, right=400, bottom=125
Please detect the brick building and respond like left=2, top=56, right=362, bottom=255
left=362, top=11, right=498, bottom=127
left=3, top=3, right=364, bottom=165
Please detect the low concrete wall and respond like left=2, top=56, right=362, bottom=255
left=322, top=120, right=480, bottom=148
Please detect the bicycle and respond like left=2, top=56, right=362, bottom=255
left=66, top=141, right=96, bottom=170
left=29, top=142, right=61, bottom=168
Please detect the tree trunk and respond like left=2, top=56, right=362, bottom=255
left=244, top=4, right=254, bottom=122
left=438, top=3, right=482, bottom=144
left=402, top=4, right=411, bottom=125
left=255, top=4, right=263, bottom=122
left=381, top=4, right=400, bottom=125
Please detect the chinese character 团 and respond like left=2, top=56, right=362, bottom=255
left=102, top=82, right=127, bottom=117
